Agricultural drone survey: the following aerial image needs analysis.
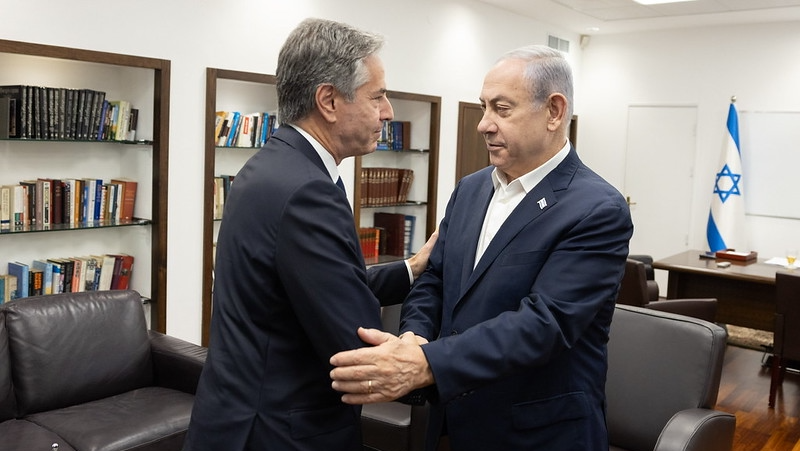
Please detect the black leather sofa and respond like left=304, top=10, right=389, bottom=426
left=0, top=290, right=207, bottom=451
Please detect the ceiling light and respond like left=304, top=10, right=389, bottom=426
left=634, top=0, right=697, bottom=5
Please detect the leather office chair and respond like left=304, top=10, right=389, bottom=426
left=617, top=258, right=660, bottom=306
left=629, top=254, right=656, bottom=281
left=607, top=305, right=735, bottom=451
left=768, top=271, right=800, bottom=407
left=361, top=304, right=429, bottom=451
left=618, top=258, right=718, bottom=322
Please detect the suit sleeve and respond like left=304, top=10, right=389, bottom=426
left=367, top=261, right=412, bottom=306
left=275, top=179, right=409, bottom=362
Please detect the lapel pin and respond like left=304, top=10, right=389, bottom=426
left=537, top=198, right=547, bottom=210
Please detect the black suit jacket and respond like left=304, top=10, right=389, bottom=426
left=184, top=126, right=411, bottom=451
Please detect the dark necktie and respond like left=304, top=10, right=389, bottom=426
left=335, top=177, right=346, bottom=194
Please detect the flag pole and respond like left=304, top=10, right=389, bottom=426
left=731, top=95, right=736, bottom=103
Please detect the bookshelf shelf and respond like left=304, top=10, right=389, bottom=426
left=360, top=201, right=428, bottom=208
left=0, top=138, right=154, bottom=145
left=0, top=39, right=170, bottom=332
left=0, top=218, right=151, bottom=234
left=201, top=68, right=277, bottom=345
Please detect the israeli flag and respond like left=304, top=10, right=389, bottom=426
left=706, top=101, right=746, bottom=252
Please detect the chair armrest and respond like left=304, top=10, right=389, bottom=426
left=148, top=330, right=207, bottom=395
left=654, top=408, right=735, bottom=451
left=646, top=281, right=660, bottom=302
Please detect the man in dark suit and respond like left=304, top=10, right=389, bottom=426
left=330, top=45, right=633, bottom=451
left=183, top=18, right=435, bottom=451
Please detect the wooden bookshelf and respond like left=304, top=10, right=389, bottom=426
left=0, top=39, right=170, bottom=332
left=201, top=68, right=277, bottom=345
left=353, top=90, right=440, bottom=260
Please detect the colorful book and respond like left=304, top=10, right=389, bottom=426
left=8, top=261, right=29, bottom=299
left=110, top=178, right=137, bottom=220
left=0, top=274, right=17, bottom=303
left=29, top=268, right=43, bottom=296
left=110, top=254, right=134, bottom=290
left=373, top=212, right=407, bottom=257
left=32, top=259, right=54, bottom=295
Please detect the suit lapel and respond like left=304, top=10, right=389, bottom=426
left=458, top=178, right=495, bottom=291
left=458, top=147, right=580, bottom=300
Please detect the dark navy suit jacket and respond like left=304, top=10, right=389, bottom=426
left=184, top=126, right=411, bottom=451
left=402, top=147, right=633, bottom=451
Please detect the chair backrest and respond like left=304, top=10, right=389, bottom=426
left=617, top=259, right=651, bottom=307
left=606, top=304, right=727, bottom=451
left=775, top=271, right=800, bottom=361
left=628, top=254, right=655, bottom=280
left=3, top=290, right=153, bottom=415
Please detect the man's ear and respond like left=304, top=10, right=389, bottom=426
left=315, top=83, right=338, bottom=123
left=546, top=93, right=568, bottom=132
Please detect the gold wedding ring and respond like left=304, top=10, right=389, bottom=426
left=368, top=380, right=373, bottom=394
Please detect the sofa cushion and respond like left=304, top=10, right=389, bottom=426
left=0, top=310, right=18, bottom=421
left=26, top=386, right=195, bottom=451
left=0, top=419, right=77, bottom=451
left=4, top=290, right=153, bottom=415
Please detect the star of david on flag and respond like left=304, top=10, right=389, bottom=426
left=706, top=100, right=746, bottom=252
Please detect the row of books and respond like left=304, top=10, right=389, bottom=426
left=377, top=120, right=411, bottom=150
left=359, top=167, right=414, bottom=207
left=212, top=175, right=235, bottom=220
left=370, top=212, right=416, bottom=258
left=214, top=111, right=278, bottom=148
left=358, top=227, right=382, bottom=261
left=1, top=254, right=134, bottom=303
left=0, top=85, right=138, bottom=141
left=0, top=177, right=138, bottom=230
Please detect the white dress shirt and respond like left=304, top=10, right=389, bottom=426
left=474, top=141, right=571, bottom=268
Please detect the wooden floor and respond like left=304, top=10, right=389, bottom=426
left=717, top=345, right=800, bottom=450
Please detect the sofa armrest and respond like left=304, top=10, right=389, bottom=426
left=148, top=330, right=207, bottom=395
left=654, top=408, right=736, bottom=451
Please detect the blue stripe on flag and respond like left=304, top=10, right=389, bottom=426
left=706, top=101, right=746, bottom=252
left=727, top=103, right=740, bottom=154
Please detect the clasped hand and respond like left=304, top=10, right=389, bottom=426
left=329, top=327, right=432, bottom=404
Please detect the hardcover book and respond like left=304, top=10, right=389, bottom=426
left=0, top=274, right=17, bottom=303
left=32, top=259, right=55, bottom=295
left=109, top=254, right=134, bottom=290
left=373, top=212, right=407, bottom=257
left=110, top=178, right=138, bottom=220
left=0, top=85, right=26, bottom=138
left=8, top=261, right=29, bottom=299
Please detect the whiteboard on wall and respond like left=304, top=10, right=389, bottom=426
left=739, top=110, right=800, bottom=220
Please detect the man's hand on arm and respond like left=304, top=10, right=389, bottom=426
left=406, top=228, right=438, bottom=279
left=330, top=327, right=434, bottom=404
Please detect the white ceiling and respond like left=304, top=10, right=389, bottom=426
left=476, top=0, right=800, bottom=34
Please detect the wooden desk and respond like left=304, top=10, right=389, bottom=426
left=653, top=250, right=780, bottom=331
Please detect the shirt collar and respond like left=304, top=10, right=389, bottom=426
left=287, top=123, right=340, bottom=183
left=491, top=140, right=571, bottom=193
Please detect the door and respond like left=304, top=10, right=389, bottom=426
left=624, top=105, right=697, bottom=292
left=455, top=102, right=489, bottom=182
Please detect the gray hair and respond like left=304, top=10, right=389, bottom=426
left=276, top=18, right=385, bottom=125
left=499, top=45, right=574, bottom=125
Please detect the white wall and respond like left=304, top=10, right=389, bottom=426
left=11, top=1, right=796, bottom=344
left=579, top=22, right=800, bottom=263
left=1, top=0, right=581, bottom=343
